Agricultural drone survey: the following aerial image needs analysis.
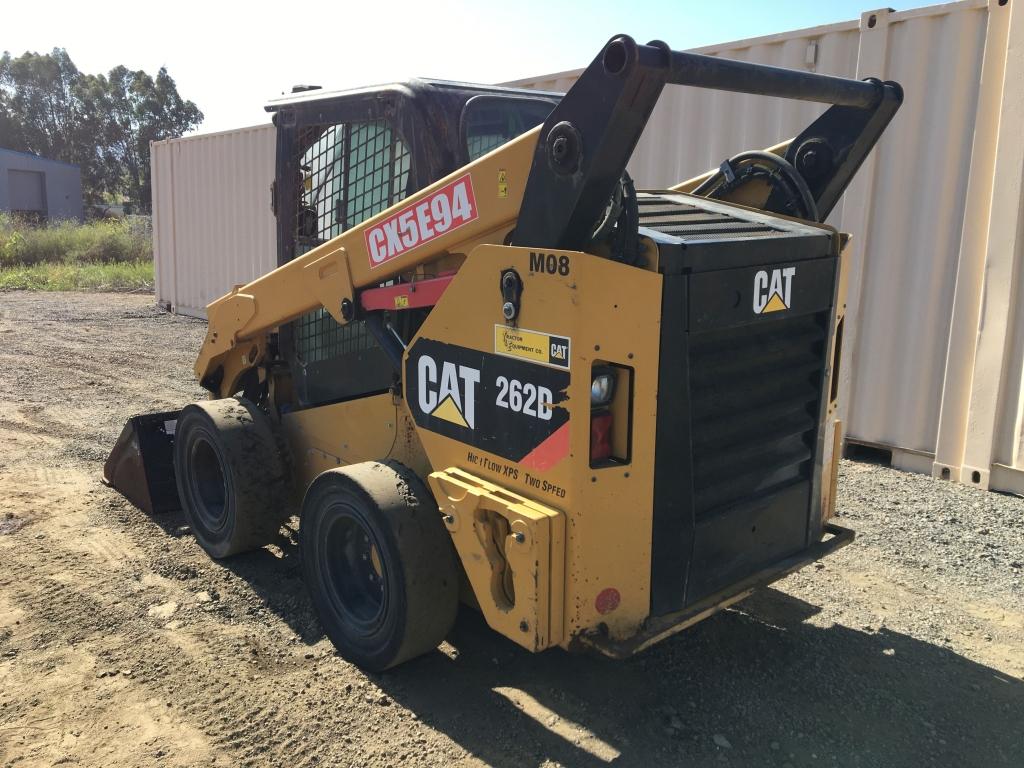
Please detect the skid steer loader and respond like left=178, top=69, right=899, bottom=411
left=106, top=35, right=902, bottom=670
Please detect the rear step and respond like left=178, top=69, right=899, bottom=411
left=103, top=411, right=181, bottom=514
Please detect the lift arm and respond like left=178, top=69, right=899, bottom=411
left=195, top=35, right=901, bottom=399
left=193, top=130, right=540, bottom=396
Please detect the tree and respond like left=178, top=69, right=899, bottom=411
left=0, top=49, right=80, bottom=158
left=0, top=90, right=24, bottom=152
left=0, top=49, right=202, bottom=211
left=0, top=49, right=103, bottom=204
left=93, top=66, right=203, bottom=213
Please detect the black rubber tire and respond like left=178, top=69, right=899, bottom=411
left=300, top=461, right=458, bottom=671
left=173, top=397, right=291, bottom=559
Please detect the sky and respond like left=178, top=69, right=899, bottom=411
left=5, top=0, right=952, bottom=135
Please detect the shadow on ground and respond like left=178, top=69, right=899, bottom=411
left=150, top=512, right=1023, bottom=768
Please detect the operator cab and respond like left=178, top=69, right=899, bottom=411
left=265, top=80, right=561, bottom=408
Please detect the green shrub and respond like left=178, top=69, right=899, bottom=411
left=0, top=213, right=153, bottom=267
left=0, top=260, right=154, bottom=291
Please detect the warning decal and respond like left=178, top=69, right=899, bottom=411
left=494, top=325, right=571, bottom=370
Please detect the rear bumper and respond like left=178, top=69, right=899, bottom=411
left=578, top=522, right=854, bottom=658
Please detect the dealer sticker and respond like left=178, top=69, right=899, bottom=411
left=494, top=325, right=571, bottom=370
left=365, top=173, right=478, bottom=268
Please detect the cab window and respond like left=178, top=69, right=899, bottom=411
left=462, top=97, right=556, bottom=161
left=290, top=119, right=412, bottom=407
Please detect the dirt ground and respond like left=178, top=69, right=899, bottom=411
left=0, top=291, right=1021, bottom=768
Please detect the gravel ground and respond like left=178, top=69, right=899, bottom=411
left=0, top=291, right=1021, bottom=768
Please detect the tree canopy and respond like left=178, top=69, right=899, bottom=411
left=0, top=48, right=202, bottom=212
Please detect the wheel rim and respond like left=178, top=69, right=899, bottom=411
left=322, top=503, right=387, bottom=630
left=189, top=437, right=227, bottom=532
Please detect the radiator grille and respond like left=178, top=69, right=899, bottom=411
left=688, top=311, right=828, bottom=519
left=638, top=193, right=790, bottom=241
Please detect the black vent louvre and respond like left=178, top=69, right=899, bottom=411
left=638, top=194, right=787, bottom=241
left=647, top=194, right=836, bottom=615
left=688, top=311, right=828, bottom=519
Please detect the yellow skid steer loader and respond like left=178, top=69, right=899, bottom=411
left=106, top=35, right=902, bottom=670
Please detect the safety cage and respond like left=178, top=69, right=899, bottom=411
left=266, top=80, right=561, bottom=408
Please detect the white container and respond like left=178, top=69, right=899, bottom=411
left=152, top=0, right=1024, bottom=493
left=151, top=124, right=277, bottom=318
left=512, top=0, right=1024, bottom=494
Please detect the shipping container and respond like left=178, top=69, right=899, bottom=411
left=509, top=0, right=1024, bottom=495
left=152, top=124, right=276, bottom=318
left=151, top=0, right=1024, bottom=493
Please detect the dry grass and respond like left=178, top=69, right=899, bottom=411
left=0, top=213, right=153, bottom=291
left=0, top=260, right=153, bottom=291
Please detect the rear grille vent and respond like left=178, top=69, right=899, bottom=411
left=638, top=193, right=789, bottom=241
left=688, top=311, right=828, bottom=519
left=647, top=193, right=836, bottom=614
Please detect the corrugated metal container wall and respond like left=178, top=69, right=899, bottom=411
left=510, top=0, right=1024, bottom=495
left=505, top=22, right=860, bottom=206
left=933, top=0, right=1024, bottom=493
left=842, top=2, right=990, bottom=463
left=152, top=124, right=276, bottom=318
left=633, top=24, right=861, bottom=192
left=151, top=1, right=1024, bottom=494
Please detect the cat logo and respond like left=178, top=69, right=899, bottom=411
left=417, top=355, right=480, bottom=429
left=549, top=340, right=569, bottom=364
left=753, top=267, right=796, bottom=314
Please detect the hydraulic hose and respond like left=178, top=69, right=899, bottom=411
left=695, top=150, right=820, bottom=222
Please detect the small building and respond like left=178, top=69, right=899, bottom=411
left=0, top=148, right=84, bottom=221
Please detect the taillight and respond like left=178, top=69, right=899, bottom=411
left=590, top=365, right=616, bottom=463
left=589, top=363, right=632, bottom=467
left=590, top=370, right=616, bottom=406
left=590, top=410, right=613, bottom=463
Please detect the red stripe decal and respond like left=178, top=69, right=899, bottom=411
left=519, top=422, right=570, bottom=472
left=360, top=274, right=455, bottom=312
